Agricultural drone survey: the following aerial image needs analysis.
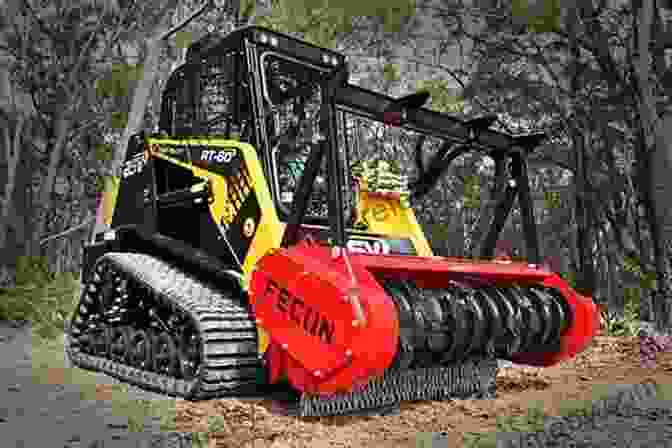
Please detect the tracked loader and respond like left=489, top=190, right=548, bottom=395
left=65, top=26, right=600, bottom=417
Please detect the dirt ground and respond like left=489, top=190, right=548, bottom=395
left=98, top=336, right=665, bottom=448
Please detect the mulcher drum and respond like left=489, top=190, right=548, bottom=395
left=65, top=253, right=499, bottom=417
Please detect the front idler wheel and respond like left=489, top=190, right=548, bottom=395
left=152, top=331, right=180, bottom=377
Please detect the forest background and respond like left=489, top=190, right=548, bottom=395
left=0, top=0, right=670, bottom=338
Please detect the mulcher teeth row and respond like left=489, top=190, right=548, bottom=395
left=382, top=279, right=571, bottom=369
left=298, top=357, right=499, bottom=417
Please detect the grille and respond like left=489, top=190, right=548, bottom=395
left=221, top=161, right=253, bottom=232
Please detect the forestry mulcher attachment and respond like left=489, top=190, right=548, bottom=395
left=66, top=26, right=599, bottom=417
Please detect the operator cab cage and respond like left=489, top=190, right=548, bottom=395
left=158, top=25, right=547, bottom=264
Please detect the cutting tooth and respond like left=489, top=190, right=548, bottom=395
left=488, top=287, right=522, bottom=356
left=539, top=287, right=569, bottom=344
left=461, top=288, right=486, bottom=358
left=471, top=289, right=503, bottom=354
left=439, top=289, right=468, bottom=363
left=526, top=287, right=554, bottom=346
left=298, top=357, right=498, bottom=417
left=507, top=286, right=540, bottom=351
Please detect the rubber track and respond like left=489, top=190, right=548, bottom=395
left=65, top=252, right=266, bottom=400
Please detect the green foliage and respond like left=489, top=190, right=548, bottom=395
left=0, top=256, right=79, bottom=340
left=95, top=174, right=120, bottom=194
left=239, top=0, right=257, bottom=22
left=207, top=415, right=227, bottom=433
left=610, top=305, right=639, bottom=336
left=462, top=400, right=547, bottom=447
left=15, top=256, right=51, bottom=286
left=543, top=190, right=561, bottom=210
left=96, top=63, right=144, bottom=99
left=258, top=0, right=416, bottom=48
left=94, top=142, right=114, bottom=162
left=110, top=110, right=129, bottom=129
left=94, top=175, right=106, bottom=194
left=496, top=400, right=547, bottom=432
left=174, top=30, right=194, bottom=50
left=416, top=79, right=464, bottom=114
left=603, top=296, right=640, bottom=337
left=464, top=175, right=482, bottom=209
left=257, top=0, right=349, bottom=48
left=110, top=397, right=155, bottom=432
left=511, top=0, right=562, bottom=33
left=429, top=222, right=450, bottom=242
left=382, top=63, right=400, bottom=83
left=623, top=255, right=657, bottom=290
left=191, top=432, right=211, bottom=447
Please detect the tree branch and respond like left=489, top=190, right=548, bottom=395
left=40, top=215, right=94, bottom=245
left=20, top=0, right=55, bottom=41
left=158, top=0, right=214, bottom=41
left=66, top=7, right=109, bottom=93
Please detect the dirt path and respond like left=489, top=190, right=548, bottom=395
left=0, top=322, right=193, bottom=447
left=160, top=336, right=672, bottom=447
left=2, top=320, right=671, bottom=447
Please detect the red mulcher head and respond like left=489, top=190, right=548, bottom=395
left=249, top=239, right=599, bottom=396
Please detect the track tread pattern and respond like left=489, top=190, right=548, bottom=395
left=65, top=252, right=266, bottom=400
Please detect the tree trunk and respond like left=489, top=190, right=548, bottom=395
left=563, top=5, right=597, bottom=296
left=111, top=37, right=164, bottom=176
left=111, top=1, right=214, bottom=178
left=636, top=0, right=672, bottom=333
left=31, top=113, right=71, bottom=253
left=572, top=131, right=596, bottom=296
left=0, top=116, right=25, bottom=250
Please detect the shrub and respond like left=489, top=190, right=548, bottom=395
left=0, top=256, right=80, bottom=340
left=602, top=295, right=640, bottom=337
